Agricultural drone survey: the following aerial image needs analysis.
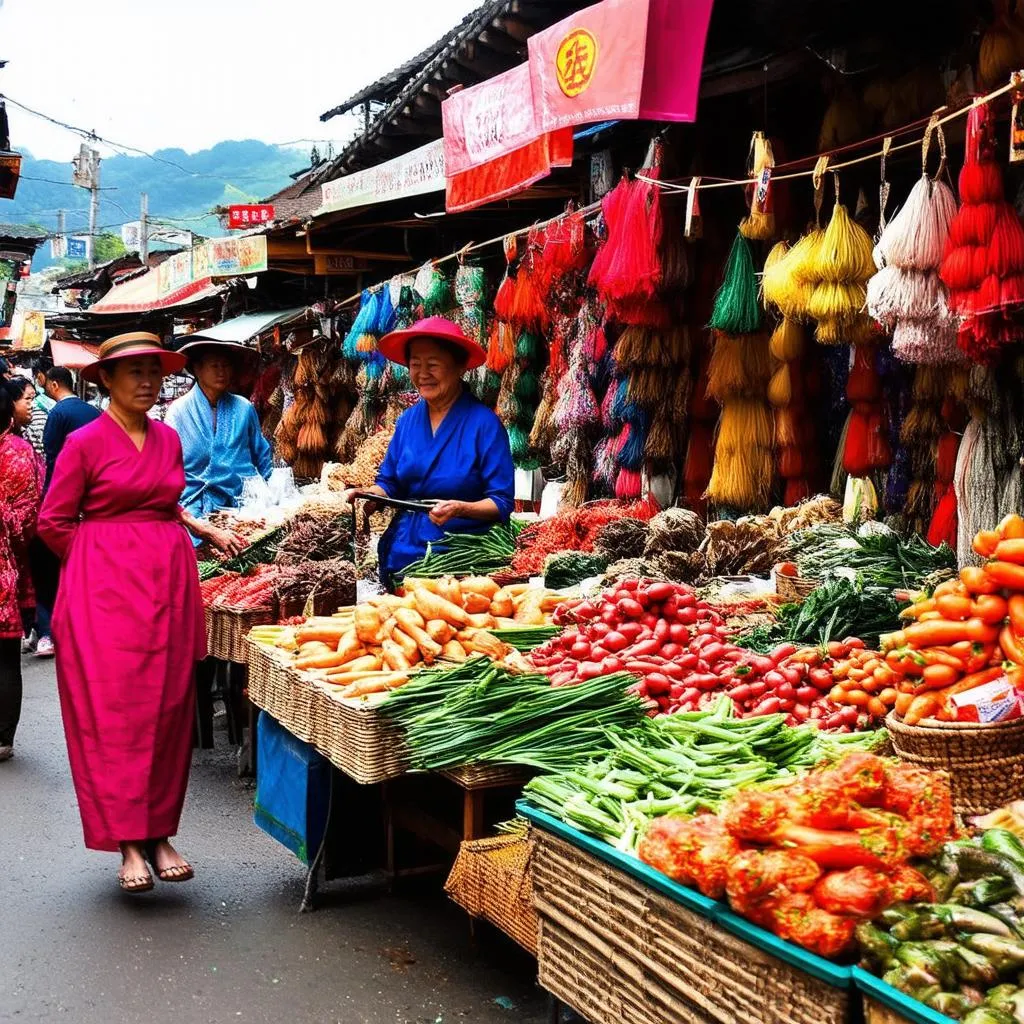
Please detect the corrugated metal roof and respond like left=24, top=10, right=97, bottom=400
left=181, top=308, right=309, bottom=346
left=0, top=223, right=46, bottom=242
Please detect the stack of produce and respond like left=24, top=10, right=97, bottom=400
left=283, top=576, right=567, bottom=698
left=381, top=658, right=648, bottom=772
left=705, top=232, right=773, bottom=512
left=881, top=515, right=1024, bottom=724
left=525, top=697, right=885, bottom=849
left=199, top=565, right=280, bottom=611
left=781, top=520, right=956, bottom=589
left=639, top=752, right=954, bottom=958
left=273, top=558, right=356, bottom=613
left=395, top=521, right=523, bottom=580
left=510, top=499, right=658, bottom=579
left=857, top=829, right=1024, bottom=1020
left=275, top=344, right=332, bottom=479
left=274, top=507, right=353, bottom=565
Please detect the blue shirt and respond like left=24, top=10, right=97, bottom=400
left=165, top=385, right=273, bottom=522
left=375, top=390, right=514, bottom=582
left=42, top=396, right=100, bottom=489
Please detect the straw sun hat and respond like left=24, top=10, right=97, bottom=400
left=79, top=332, right=187, bottom=384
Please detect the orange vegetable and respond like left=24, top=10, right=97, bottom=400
left=993, top=538, right=1024, bottom=565
left=900, top=599, right=935, bottom=621
left=381, top=638, right=412, bottom=672
left=973, top=593, right=1009, bottom=625
left=867, top=697, right=888, bottom=718
left=935, top=594, right=974, bottom=621
left=1000, top=625, right=1024, bottom=666
left=873, top=666, right=894, bottom=686
left=985, top=561, right=1024, bottom=591
left=942, top=666, right=1004, bottom=698
left=974, top=530, right=1001, bottom=558
left=895, top=692, right=914, bottom=717
left=904, top=693, right=941, bottom=725
left=339, top=672, right=410, bottom=698
left=934, top=579, right=967, bottom=599
left=841, top=689, right=870, bottom=708
left=999, top=513, right=1024, bottom=539
left=921, top=663, right=960, bottom=689
left=878, top=687, right=898, bottom=705
left=412, top=588, right=469, bottom=627
left=903, top=618, right=1000, bottom=648
left=1010, top=594, right=1024, bottom=636
left=960, top=566, right=1001, bottom=596
left=918, top=611, right=943, bottom=622
left=489, top=589, right=514, bottom=618
left=461, top=576, right=500, bottom=600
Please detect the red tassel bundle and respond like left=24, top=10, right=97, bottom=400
left=940, top=101, right=1024, bottom=361
left=843, top=344, right=892, bottom=478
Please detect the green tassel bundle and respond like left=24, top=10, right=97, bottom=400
left=709, top=232, right=762, bottom=335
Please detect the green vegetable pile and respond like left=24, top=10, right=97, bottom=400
left=486, top=626, right=562, bottom=652
left=858, top=830, right=1024, bottom=1022
left=525, top=696, right=884, bottom=850
left=380, top=657, right=647, bottom=772
left=543, top=551, right=609, bottom=590
left=197, top=526, right=284, bottom=580
left=783, top=523, right=956, bottom=590
left=736, top=576, right=904, bottom=652
left=396, top=520, right=524, bottom=580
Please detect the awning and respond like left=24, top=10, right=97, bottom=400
left=50, top=338, right=100, bottom=370
left=88, top=268, right=222, bottom=316
left=183, top=307, right=309, bottom=346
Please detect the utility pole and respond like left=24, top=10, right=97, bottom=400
left=56, top=209, right=64, bottom=245
left=140, top=191, right=149, bottom=265
left=87, top=150, right=100, bottom=269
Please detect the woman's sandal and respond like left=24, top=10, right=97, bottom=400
left=145, top=842, right=194, bottom=883
left=118, top=866, right=154, bottom=894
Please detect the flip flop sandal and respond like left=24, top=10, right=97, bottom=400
left=145, top=843, right=194, bottom=883
left=118, top=870, right=154, bottom=894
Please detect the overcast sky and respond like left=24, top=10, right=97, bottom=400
left=0, top=0, right=479, bottom=163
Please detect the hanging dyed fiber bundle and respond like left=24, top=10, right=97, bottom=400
left=807, top=194, right=877, bottom=345
left=739, top=132, right=777, bottom=241
left=869, top=125, right=960, bottom=364
left=709, top=232, right=762, bottom=335
left=843, top=343, right=892, bottom=479
left=940, top=100, right=1024, bottom=361
left=342, top=290, right=376, bottom=361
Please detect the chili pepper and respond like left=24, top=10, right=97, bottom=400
left=1000, top=625, right=1024, bottom=666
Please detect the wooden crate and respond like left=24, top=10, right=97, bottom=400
left=531, top=830, right=850, bottom=1024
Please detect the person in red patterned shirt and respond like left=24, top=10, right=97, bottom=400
left=0, top=384, right=43, bottom=761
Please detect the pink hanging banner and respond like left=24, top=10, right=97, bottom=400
left=527, top=0, right=714, bottom=131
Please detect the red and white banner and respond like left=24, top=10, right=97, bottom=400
left=528, top=0, right=713, bottom=131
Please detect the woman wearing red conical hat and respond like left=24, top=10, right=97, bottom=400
left=345, top=317, right=514, bottom=587
left=37, top=333, right=243, bottom=894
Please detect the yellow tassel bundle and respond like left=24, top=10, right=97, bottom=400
left=706, top=331, right=772, bottom=400
left=768, top=317, right=805, bottom=361
left=740, top=132, right=776, bottom=241
left=706, top=400, right=775, bottom=509
left=767, top=363, right=792, bottom=408
left=762, top=230, right=823, bottom=320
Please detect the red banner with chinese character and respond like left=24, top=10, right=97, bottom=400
left=528, top=0, right=713, bottom=131
left=443, top=62, right=573, bottom=212
left=227, top=204, right=275, bottom=229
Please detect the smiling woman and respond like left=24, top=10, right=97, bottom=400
left=36, top=332, right=241, bottom=895
left=344, top=316, right=515, bottom=588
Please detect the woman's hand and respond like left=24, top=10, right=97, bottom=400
left=429, top=500, right=467, bottom=527
left=344, top=485, right=384, bottom=515
left=207, top=527, right=248, bottom=559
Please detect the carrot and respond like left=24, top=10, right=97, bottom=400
left=921, top=663, right=960, bottom=690
left=296, top=648, right=365, bottom=671
left=327, top=653, right=381, bottom=675
left=1000, top=625, right=1024, bottom=666
left=381, top=638, right=411, bottom=672
left=842, top=689, right=870, bottom=708
left=394, top=608, right=443, bottom=662
left=994, top=538, right=1024, bottom=565
left=942, top=667, right=1004, bottom=698
left=903, top=618, right=1000, bottom=648
left=904, top=693, right=941, bottom=726
left=985, top=561, right=1024, bottom=591
left=936, top=594, right=974, bottom=621
left=1010, top=594, right=1024, bottom=636
left=390, top=627, right=420, bottom=664
left=340, top=672, right=410, bottom=698
left=461, top=577, right=499, bottom=600
left=960, top=565, right=1001, bottom=596
left=933, top=579, right=967, bottom=599
left=998, top=513, right=1024, bottom=540
left=440, top=640, right=468, bottom=662
left=425, top=619, right=453, bottom=645
left=412, top=588, right=469, bottom=627
left=355, top=605, right=382, bottom=644
left=900, top=599, right=935, bottom=621
left=873, top=666, right=894, bottom=686
left=867, top=697, right=888, bottom=718
left=295, top=626, right=349, bottom=646
left=878, top=687, right=898, bottom=705
left=974, top=530, right=1001, bottom=558
left=393, top=607, right=426, bottom=631
left=489, top=589, right=514, bottom=618
left=462, top=592, right=493, bottom=615
left=436, top=577, right=463, bottom=607
left=895, top=692, right=914, bottom=717
left=466, top=612, right=498, bottom=629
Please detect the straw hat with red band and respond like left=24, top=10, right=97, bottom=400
left=377, top=316, right=486, bottom=371
left=80, top=332, right=187, bottom=384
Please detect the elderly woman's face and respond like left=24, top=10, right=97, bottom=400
left=193, top=350, right=235, bottom=396
left=100, top=355, right=163, bottom=415
left=408, top=339, right=463, bottom=404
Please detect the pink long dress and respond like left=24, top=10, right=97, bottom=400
left=37, top=413, right=206, bottom=852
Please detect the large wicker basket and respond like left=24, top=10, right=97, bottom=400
left=886, top=711, right=1024, bottom=815
left=445, top=834, right=537, bottom=955
left=531, top=829, right=850, bottom=1024
left=772, top=566, right=818, bottom=603
left=208, top=606, right=276, bottom=663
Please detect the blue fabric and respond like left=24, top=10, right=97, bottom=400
left=376, top=390, right=514, bottom=583
left=165, top=386, right=273, bottom=524
left=42, top=397, right=100, bottom=489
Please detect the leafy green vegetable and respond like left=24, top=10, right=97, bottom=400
left=396, top=521, right=524, bottom=580
left=543, top=551, right=609, bottom=590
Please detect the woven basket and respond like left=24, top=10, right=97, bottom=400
left=773, top=566, right=818, bottom=603
left=441, top=764, right=533, bottom=790
left=886, top=711, right=1024, bottom=815
left=531, top=830, right=849, bottom=1024
left=245, top=640, right=292, bottom=719
left=208, top=606, right=275, bottom=663
left=445, top=834, right=537, bottom=955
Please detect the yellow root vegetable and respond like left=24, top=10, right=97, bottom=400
left=412, top=588, right=469, bottom=627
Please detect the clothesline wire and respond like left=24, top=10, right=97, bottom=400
left=330, top=78, right=1018, bottom=313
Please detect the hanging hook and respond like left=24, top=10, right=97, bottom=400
left=812, top=155, right=830, bottom=225
left=922, top=111, right=947, bottom=182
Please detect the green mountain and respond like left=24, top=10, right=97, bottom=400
left=3, top=140, right=305, bottom=268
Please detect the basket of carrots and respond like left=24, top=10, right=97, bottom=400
left=879, top=515, right=1024, bottom=814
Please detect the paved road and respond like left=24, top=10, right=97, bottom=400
left=0, top=657, right=550, bottom=1024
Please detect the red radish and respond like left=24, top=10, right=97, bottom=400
left=570, top=641, right=592, bottom=659
left=645, top=581, right=675, bottom=603
left=769, top=643, right=798, bottom=664
left=776, top=681, right=796, bottom=701
left=751, top=696, right=782, bottom=716
left=795, top=686, right=819, bottom=704
left=602, top=631, right=628, bottom=652
left=617, top=598, right=644, bottom=619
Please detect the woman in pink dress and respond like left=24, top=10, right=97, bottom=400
left=38, top=333, right=243, bottom=893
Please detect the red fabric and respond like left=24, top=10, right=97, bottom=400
left=37, top=414, right=206, bottom=851
left=0, top=434, right=42, bottom=639
left=927, top=487, right=958, bottom=548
